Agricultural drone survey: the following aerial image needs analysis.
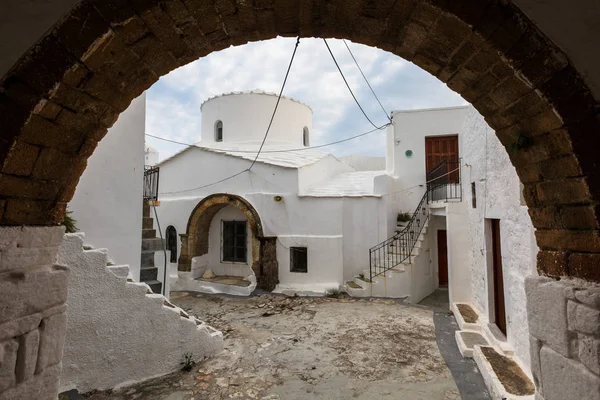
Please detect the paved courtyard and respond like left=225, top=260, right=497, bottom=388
left=84, top=293, right=461, bottom=400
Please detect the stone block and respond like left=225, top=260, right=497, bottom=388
left=2, top=141, right=40, bottom=176
left=15, top=329, right=39, bottom=382
left=575, top=288, right=600, bottom=309
left=36, top=312, right=67, bottom=372
left=0, top=313, right=41, bottom=341
left=0, top=265, right=69, bottom=324
left=0, top=247, right=61, bottom=272
left=530, top=335, right=543, bottom=391
left=568, top=301, right=600, bottom=335
left=540, top=346, right=600, bottom=400
left=569, top=253, right=600, bottom=283
left=525, top=276, right=572, bottom=357
left=579, top=334, right=600, bottom=375
left=0, top=339, right=18, bottom=392
left=0, top=362, right=60, bottom=400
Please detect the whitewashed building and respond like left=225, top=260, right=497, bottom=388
left=154, top=90, right=402, bottom=296
left=377, top=105, right=538, bottom=390
left=71, top=90, right=538, bottom=395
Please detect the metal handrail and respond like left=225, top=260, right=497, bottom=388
left=368, top=159, right=462, bottom=281
left=369, top=189, right=430, bottom=280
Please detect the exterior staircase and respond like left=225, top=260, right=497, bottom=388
left=141, top=201, right=164, bottom=294
left=346, top=219, right=429, bottom=299
left=346, top=158, right=462, bottom=299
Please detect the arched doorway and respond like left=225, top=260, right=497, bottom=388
left=165, top=225, right=177, bottom=263
left=180, top=193, right=278, bottom=291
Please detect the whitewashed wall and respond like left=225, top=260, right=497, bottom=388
left=58, top=233, right=223, bottom=393
left=69, top=93, right=145, bottom=280
left=341, top=197, right=386, bottom=282
left=390, top=106, right=470, bottom=212
left=200, top=91, right=312, bottom=145
left=276, top=235, right=344, bottom=293
left=461, top=106, right=538, bottom=370
left=297, top=155, right=354, bottom=193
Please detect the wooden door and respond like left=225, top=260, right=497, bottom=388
left=491, top=219, right=507, bottom=335
left=437, top=230, right=448, bottom=286
left=425, top=135, right=459, bottom=183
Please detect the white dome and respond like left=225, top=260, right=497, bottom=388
left=199, top=90, right=313, bottom=147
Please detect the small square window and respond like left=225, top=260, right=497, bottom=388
left=290, top=247, right=308, bottom=273
left=471, top=182, right=477, bottom=209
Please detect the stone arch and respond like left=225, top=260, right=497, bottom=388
left=0, top=2, right=598, bottom=285
left=179, top=193, right=277, bottom=291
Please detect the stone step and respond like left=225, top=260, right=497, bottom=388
left=143, top=203, right=151, bottom=218
left=142, top=238, right=165, bottom=251
left=145, top=280, right=163, bottom=294
left=142, top=229, right=157, bottom=239
left=141, top=252, right=155, bottom=268
left=143, top=217, right=154, bottom=229
left=140, top=266, right=158, bottom=281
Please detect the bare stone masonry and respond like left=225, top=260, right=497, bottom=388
left=0, top=226, right=67, bottom=400
left=526, top=276, right=600, bottom=400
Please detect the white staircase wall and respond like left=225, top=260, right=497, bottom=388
left=446, top=201, right=472, bottom=304
left=57, top=233, right=223, bottom=393
left=409, top=221, right=438, bottom=304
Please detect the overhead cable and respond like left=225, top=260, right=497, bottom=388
left=323, top=38, right=387, bottom=130
left=342, top=40, right=391, bottom=122
left=249, top=37, right=301, bottom=170
left=145, top=123, right=390, bottom=154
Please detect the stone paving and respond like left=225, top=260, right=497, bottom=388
left=83, top=292, right=461, bottom=400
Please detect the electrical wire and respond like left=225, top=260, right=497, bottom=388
left=249, top=37, right=300, bottom=170
left=145, top=123, right=390, bottom=154
left=342, top=40, right=391, bottom=122
left=159, top=170, right=248, bottom=195
left=323, top=38, right=387, bottom=130
left=158, top=38, right=301, bottom=195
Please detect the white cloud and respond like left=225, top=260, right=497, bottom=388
left=146, top=37, right=465, bottom=160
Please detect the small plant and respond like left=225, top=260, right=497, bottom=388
left=358, top=273, right=371, bottom=283
left=327, top=288, right=341, bottom=298
left=397, top=212, right=411, bottom=223
left=62, top=208, right=78, bottom=233
left=180, top=352, right=195, bottom=372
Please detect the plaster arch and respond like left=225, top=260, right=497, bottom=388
left=180, top=193, right=278, bottom=291
left=1, top=2, right=598, bottom=285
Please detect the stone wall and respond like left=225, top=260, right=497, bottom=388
left=57, top=233, right=223, bottom=393
left=526, top=276, right=600, bottom=400
left=0, top=226, right=67, bottom=400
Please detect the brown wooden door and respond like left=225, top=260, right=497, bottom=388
left=437, top=230, right=448, bottom=286
left=425, top=135, right=459, bottom=183
left=491, top=219, right=507, bottom=335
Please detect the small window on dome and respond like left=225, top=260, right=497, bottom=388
left=215, top=120, right=223, bottom=142
left=303, top=127, right=309, bottom=147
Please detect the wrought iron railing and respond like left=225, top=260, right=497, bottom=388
left=368, top=159, right=463, bottom=281
left=369, top=190, right=430, bottom=280
left=143, top=166, right=160, bottom=201
left=426, top=158, right=462, bottom=202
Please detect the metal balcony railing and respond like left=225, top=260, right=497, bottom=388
left=143, top=166, right=160, bottom=201
left=426, top=158, right=462, bottom=203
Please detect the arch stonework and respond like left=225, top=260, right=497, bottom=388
left=1, top=2, right=600, bottom=398
left=180, top=193, right=278, bottom=291
left=0, top=1, right=598, bottom=283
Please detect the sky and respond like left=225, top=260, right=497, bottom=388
left=145, top=37, right=467, bottom=161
